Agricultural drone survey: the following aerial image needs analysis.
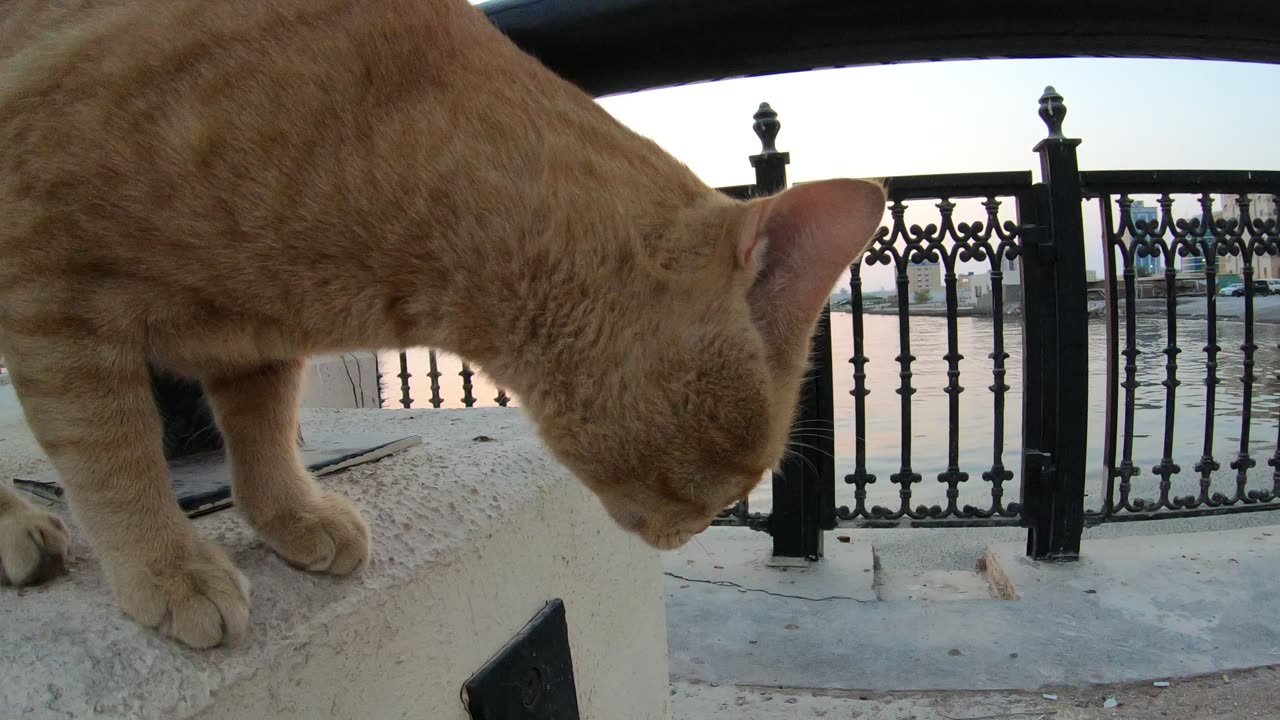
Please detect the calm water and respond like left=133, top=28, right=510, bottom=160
left=385, top=313, right=1280, bottom=516
left=824, top=312, right=1280, bottom=516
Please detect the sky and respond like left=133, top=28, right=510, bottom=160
left=595, top=58, right=1280, bottom=291
left=471, top=1, right=1280, bottom=291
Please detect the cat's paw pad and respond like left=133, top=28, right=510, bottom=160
left=257, top=493, right=370, bottom=576
left=0, top=503, right=69, bottom=586
left=114, top=540, right=250, bottom=649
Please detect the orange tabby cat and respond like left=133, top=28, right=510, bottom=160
left=0, top=0, right=885, bottom=648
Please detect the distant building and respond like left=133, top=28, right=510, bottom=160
left=1181, top=255, right=1210, bottom=275
left=956, top=272, right=977, bottom=306
left=907, top=259, right=942, bottom=302
left=1175, top=208, right=1222, bottom=276
left=963, top=261, right=1027, bottom=312
left=999, top=255, right=1021, bottom=303
left=1123, top=201, right=1163, bottom=276
left=1217, top=194, right=1279, bottom=279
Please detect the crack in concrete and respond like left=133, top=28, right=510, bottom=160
left=664, top=571, right=873, bottom=603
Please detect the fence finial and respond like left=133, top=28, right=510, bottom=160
left=752, top=102, right=781, bottom=154
left=1038, top=86, right=1067, bottom=140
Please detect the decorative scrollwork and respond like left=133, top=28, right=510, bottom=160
left=840, top=185, right=1026, bottom=523
left=1100, top=189, right=1280, bottom=517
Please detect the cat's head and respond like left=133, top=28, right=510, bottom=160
left=530, top=179, right=886, bottom=550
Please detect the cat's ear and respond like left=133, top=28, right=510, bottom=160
left=741, top=178, right=886, bottom=356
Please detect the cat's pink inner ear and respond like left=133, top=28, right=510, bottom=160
left=748, top=179, right=887, bottom=343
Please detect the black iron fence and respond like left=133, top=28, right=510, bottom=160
left=1088, top=174, right=1280, bottom=522
left=383, top=350, right=511, bottom=410
left=386, top=86, right=1280, bottom=562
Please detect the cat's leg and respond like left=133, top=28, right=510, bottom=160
left=4, top=347, right=249, bottom=648
left=203, top=359, right=369, bottom=575
left=0, top=482, right=69, bottom=586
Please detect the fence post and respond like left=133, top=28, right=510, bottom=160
left=749, top=102, right=834, bottom=562
left=398, top=351, right=414, bottom=409
left=1020, top=86, right=1089, bottom=560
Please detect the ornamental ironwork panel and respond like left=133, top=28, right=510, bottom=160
left=1085, top=175, right=1280, bottom=521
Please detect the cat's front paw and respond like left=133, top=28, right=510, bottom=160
left=0, top=503, right=69, bottom=586
left=253, top=492, right=370, bottom=576
left=113, top=539, right=250, bottom=649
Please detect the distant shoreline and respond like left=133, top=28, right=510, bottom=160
left=833, top=303, right=1280, bottom=325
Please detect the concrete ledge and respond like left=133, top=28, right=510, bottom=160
left=2, top=409, right=669, bottom=720
left=301, top=353, right=380, bottom=409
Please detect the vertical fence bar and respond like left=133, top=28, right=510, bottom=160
left=846, top=262, right=876, bottom=518
left=1116, top=198, right=1142, bottom=511
left=1270, top=197, right=1280, bottom=500
left=397, top=351, right=413, bottom=409
left=1099, top=195, right=1121, bottom=517
left=1231, top=194, right=1259, bottom=501
left=460, top=362, right=477, bottom=408
left=1153, top=195, right=1182, bottom=507
left=427, top=350, right=443, bottom=408
left=1195, top=193, right=1224, bottom=505
left=749, top=102, right=829, bottom=561
left=1022, top=86, right=1088, bottom=559
left=888, top=200, right=923, bottom=519
left=938, top=200, right=970, bottom=515
left=983, top=199, right=1015, bottom=516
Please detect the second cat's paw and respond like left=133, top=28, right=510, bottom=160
left=113, top=539, right=250, bottom=650
left=0, top=503, right=69, bottom=586
left=255, top=492, right=370, bottom=576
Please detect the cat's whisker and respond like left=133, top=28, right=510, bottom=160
left=781, top=445, right=824, bottom=479
left=798, top=452, right=822, bottom=479
left=786, top=440, right=836, bottom=462
left=783, top=417, right=834, bottom=427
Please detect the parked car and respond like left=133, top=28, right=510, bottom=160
left=1222, top=280, right=1274, bottom=297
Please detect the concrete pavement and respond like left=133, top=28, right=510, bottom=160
left=666, top=526, right=1280, bottom=692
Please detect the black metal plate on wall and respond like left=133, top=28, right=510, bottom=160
left=464, top=599, right=580, bottom=720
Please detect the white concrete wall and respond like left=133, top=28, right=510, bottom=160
left=2, top=409, right=670, bottom=720
left=301, top=353, right=381, bottom=409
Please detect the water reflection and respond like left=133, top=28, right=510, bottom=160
left=384, top=313, right=1280, bottom=519
left=820, top=313, right=1279, bottom=516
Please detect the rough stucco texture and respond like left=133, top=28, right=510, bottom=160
left=1, top=407, right=670, bottom=720
left=300, top=353, right=381, bottom=410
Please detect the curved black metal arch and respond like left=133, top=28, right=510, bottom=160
left=483, top=0, right=1280, bottom=97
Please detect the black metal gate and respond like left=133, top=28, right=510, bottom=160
left=707, top=87, right=1279, bottom=562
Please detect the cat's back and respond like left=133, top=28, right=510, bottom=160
left=0, top=0, right=120, bottom=66
left=0, top=0, right=509, bottom=248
